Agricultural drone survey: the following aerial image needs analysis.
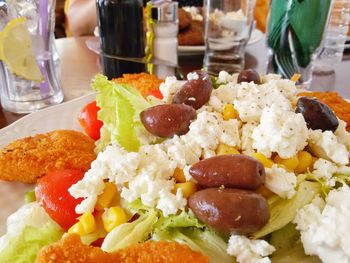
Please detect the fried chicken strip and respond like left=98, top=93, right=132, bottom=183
left=0, top=130, right=96, bottom=183
left=36, top=234, right=209, bottom=263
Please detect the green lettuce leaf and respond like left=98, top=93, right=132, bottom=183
left=0, top=203, right=63, bottom=263
left=252, top=180, right=321, bottom=239
left=91, top=74, right=153, bottom=152
left=101, top=210, right=158, bottom=252
left=0, top=222, right=62, bottom=263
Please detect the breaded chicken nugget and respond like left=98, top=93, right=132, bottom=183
left=178, top=21, right=204, bottom=46
left=0, top=130, right=96, bottom=183
left=36, top=234, right=209, bottom=263
left=179, top=8, right=192, bottom=30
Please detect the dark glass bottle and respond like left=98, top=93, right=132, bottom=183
left=96, top=0, right=145, bottom=79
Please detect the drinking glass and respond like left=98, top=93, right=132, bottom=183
left=0, top=0, right=63, bottom=114
left=314, top=0, right=350, bottom=73
left=266, top=0, right=333, bottom=87
left=203, top=0, right=256, bottom=76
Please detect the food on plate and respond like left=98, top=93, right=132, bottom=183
left=140, top=104, right=197, bottom=137
left=178, top=8, right=204, bottom=46
left=35, top=170, right=85, bottom=230
left=189, top=188, right=269, bottom=234
left=78, top=101, right=103, bottom=140
left=36, top=234, right=209, bottom=263
left=298, top=91, right=350, bottom=131
left=0, top=130, right=96, bottom=183
left=179, top=8, right=192, bottom=30
left=2, top=70, right=350, bottom=263
left=237, top=69, right=261, bottom=84
left=113, top=72, right=163, bottom=97
left=295, top=97, right=339, bottom=132
left=189, top=155, right=265, bottom=190
left=172, top=71, right=213, bottom=109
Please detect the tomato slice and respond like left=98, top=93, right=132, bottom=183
left=35, top=169, right=85, bottom=230
left=147, top=89, right=163, bottom=99
left=78, top=100, right=103, bottom=140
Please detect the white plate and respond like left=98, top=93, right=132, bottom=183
left=0, top=93, right=96, bottom=235
left=178, top=29, right=264, bottom=54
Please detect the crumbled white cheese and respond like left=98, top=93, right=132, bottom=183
left=233, top=81, right=292, bottom=122
left=184, top=111, right=241, bottom=156
left=265, top=165, right=297, bottom=199
left=240, top=123, right=257, bottom=154
left=335, top=119, right=350, bottom=151
left=252, top=104, right=308, bottom=158
left=159, top=76, right=185, bottom=103
left=208, top=83, right=237, bottom=112
left=187, top=72, right=199, bottom=81
left=294, top=185, right=350, bottom=263
left=227, top=234, right=275, bottom=263
left=216, top=71, right=238, bottom=84
left=260, top=74, right=282, bottom=83
left=308, top=129, right=349, bottom=165
left=312, top=158, right=337, bottom=186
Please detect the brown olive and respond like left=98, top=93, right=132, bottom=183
left=188, top=188, right=269, bottom=234
left=295, top=97, right=339, bottom=132
left=189, top=154, right=265, bottom=190
left=237, top=69, right=261, bottom=84
left=172, top=71, right=213, bottom=110
left=140, top=104, right=196, bottom=138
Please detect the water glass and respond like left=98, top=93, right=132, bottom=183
left=0, top=0, right=63, bottom=114
left=203, top=0, right=256, bottom=76
left=266, top=0, right=333, bottom=87
left=313, top=0, right=350, bottom=73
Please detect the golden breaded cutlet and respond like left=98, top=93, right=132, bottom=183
left=0, top=130, right=96, bottom=183
left=36, top=234, right=209, bottom=263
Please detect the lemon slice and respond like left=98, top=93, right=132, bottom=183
left=0, top=17, right=44, bottom=82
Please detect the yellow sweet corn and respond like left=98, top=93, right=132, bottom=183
left=96, top=182, right=118, bottom=211
left=79, top=212, right=96, bottom=234
left=250, top=152, right=274, bottom=168
left=216, top=143, right=240, bottom=156
left=102, top=206, right=127, bottom=233
left=173, top=168, right=186, bottom=183
left=295, top=151, right=313, bottom=174
left=68, top=221, right=85, bottom=235
left=274, top=155, right=299, bottom=171
left=223, top=103, right=238, bottom=120
left=174, top=182, right=197, bottom=198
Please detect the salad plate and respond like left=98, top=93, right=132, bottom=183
left=0, top=93, right=96, bottom=234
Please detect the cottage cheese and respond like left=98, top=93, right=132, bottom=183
left=159, top=76, right=184, bottom=103
left=265, top=165, right=297, bottom=199
left=233, top=81, right=293, bottom=122
left=252, top=104, right=308, bottom=158
left=294, top=185, right=350, bottom=263
left=308, top=129, right=349, bottom=165
left=227, top=234, right=275, bottom=263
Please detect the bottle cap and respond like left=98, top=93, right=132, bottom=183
left=151, top=1, right=178, bottom=22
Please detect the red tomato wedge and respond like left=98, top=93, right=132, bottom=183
left=147, top=89, right=163, bottom=99
left=78, top=100, right=103, bottom=140
left=35, top=169, right=85, bottom=230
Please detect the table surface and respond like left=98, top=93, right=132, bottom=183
left=0, top=35, right=349, bottom=128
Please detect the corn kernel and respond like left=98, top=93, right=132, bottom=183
left=290, top=73, right=301, bottom=82
left=274, top=155, right=299, bottom=171
left=96, top=182, right=118, bottom=211
left=295, top=151, right=313, bottom=174
left=250, top=153, right=274, bottom=168
left=216, top=143, right=240, bottom=156
left=79, top=212, right=96, bottom=234
left=223, top=103, right=238, bottom=120
left=68, top=221, right=85, bottom=235
left=173, top=168, right=186, bottom=183
left=174, top=182, right=197, bottom=198
left=102, top=206, right=127, bottom=233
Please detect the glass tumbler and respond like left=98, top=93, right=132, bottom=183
left=0, top=0, right=63, bottom=114
left=203, top=0, right=256, bottom=76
